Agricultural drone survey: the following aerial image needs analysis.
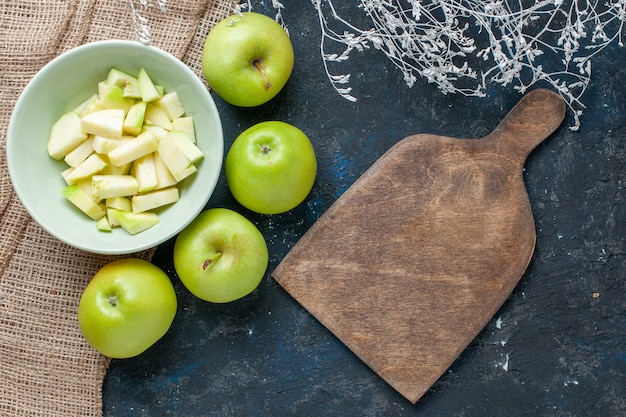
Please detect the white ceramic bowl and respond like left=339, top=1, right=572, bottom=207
left=6, top=40, right=223, bottom=254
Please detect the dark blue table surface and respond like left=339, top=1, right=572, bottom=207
left=104, top=3, right=625, bottom=416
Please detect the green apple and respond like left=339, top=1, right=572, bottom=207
left=173, top=208, right=268, bottom=303
left=77, top=258, right=177, bottom=359
left=202, top=12, right=294, bottom=107
left=225, top=121, right=316, bottom=214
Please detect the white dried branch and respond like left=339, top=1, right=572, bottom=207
left=238, top=0, right=288, bottom=34
left=129, top=0, right=167, bottom=45
left=244, top=0, right=625, bottom=130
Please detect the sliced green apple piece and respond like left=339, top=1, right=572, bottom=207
left=65, top=153, right=107, bottom=185
left=142, top=125, right=169, bottom=142
left=64, top=136, right=94, bottom=168
left=107, top=208, right=122, bottom=228
left=106, top=68, right=137, bottom=88
left=110, top=210, right=160, bottom=235
left=76, top=178, right=102, bottom=203
left=105, top=68, right=142, bottom=99
left=171, top=116, right=196, bottom=143
left=107, top=130, right=158, bottom=167
left=168, top=131, right=204, bottom=164
left=98, top=84, right=134, bottom=113
left=122, top=80, right=142, bottom=99
left=99, top=154, right=131, bottom=175
left=131, top=187, right=179, bottom=213
left=154, top=92, right=185, bottom=121
left=92, top=174, right=139, bottom=199
left=62, top=184, right=106, bottom=221
left=81, top=108, right=125, bottom=139
left=96, top=216, right=112, bottom=232
left=98, top=81, right=111, bottom=98
left=156, top=137, right=197, bottom=182
left=61, top=166, right=74, bottom=185
left=73, top=94, right=99, bottom=117
left=123, top=101, right=147, bottom=136
left=105, top=196, right=132, bottom=212
left=92, top=135, right=127, bottom=154
left=144, top=103, right=173, bottom=130
left=48, top=111, right=89, bottom=160
left=130, top=153, right=158, bottom=193
left=138, top=68, right=162, bottom=103
left=153, top=151, right=178, bottom=189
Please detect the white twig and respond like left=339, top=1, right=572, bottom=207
left=129, top=0, right=168, bottom=45
left=243, top=0, right=626, bottom=130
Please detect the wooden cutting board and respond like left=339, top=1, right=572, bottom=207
left=272, top=89, right=566, bottom=403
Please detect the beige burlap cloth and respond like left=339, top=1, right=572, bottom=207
left=0, top=1, right=234, bottom=415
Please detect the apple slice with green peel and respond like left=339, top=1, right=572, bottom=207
left=172, top=116, right=196, bottom=143
left=156, top=136, right=197, bottom=182
left=106, top=68, right=137, bottom=88
left=98, top=84, right=135, bottom=113
left=144, top=103, right=173, bottom=130
left=106, top=208, right=122, bottom=228
left=81, top=108, right=125, bottom=139
left=47, top=111, right=89, bottom=160
left=110, top=210, right=160, bottom=235
left=98, top=81, right=111, bottom=99
left=141, top=124, right=169, bottom=141
left=96, top=216, right=112, bottom=232
left=65, top=153, right=108, bottom=185
left=92, top=135, right=127, bottom=154
left=154, top=92, right=185, bottom=121
left=99, top=155, right=131, bottom=175
left=153, top=151, right=178, bottom=189
left=105, top=68, right=142, bottom=99
left=167, top=131, right=204, bottom=164
left=62, top=184, right=106, bottom=220
left=74, top=94, right=99, bottom=117
left=76, top=179, right=101, bottom=203
left=64, top=137, right=94, bottom=167
left=109, top=68, right=142, bottom=99
left=131, top=187, right=179, bottom=213
left=122, top=80, right=141, bottom=99
left=123, top=101, right=147, bottom=136
left=107, top=130, right=158, bottom=167
left=61, top=166, right=74, bottom=184
left=105, top=196, right=132, bottom=212
left=130, top=153, right=158, bottom=193
left=138, top=68, right=162, bottom=103
left=92, top=174, right=139, bottom=199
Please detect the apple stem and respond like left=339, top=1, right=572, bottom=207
left=202, top=252, right=222, bottom=270
left=108, top=295, right=118, bottom=307
left=253, top=60, right=272, bottom=91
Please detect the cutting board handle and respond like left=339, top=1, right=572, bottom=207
left=486, top=89, right=566, bottom=159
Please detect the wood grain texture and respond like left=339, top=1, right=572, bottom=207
left=272, top=89, right=566, bottom=404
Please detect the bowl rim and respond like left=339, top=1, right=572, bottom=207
left=6, top=40, right=224, bottom=254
